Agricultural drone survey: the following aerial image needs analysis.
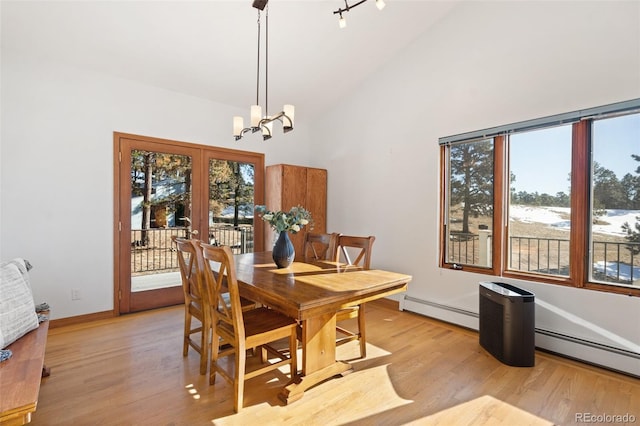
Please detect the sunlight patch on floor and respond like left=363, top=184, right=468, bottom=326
left=212, top=341, right=409, bottom=425
left=407, top=395, right=554, bottom=426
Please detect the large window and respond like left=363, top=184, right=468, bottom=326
left=445, top=138, right=494, bottom=268
left=508, top=125, right=572, bottom=277
left=440, top=99, right=640, bottom=296
left=590, top=113, right=640, bottom=287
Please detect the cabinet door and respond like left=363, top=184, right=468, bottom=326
left=265, top=164, right=327, bottom=260
left=305, top=168, right=327, bottom=234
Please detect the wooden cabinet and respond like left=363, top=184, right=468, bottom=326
left=265, top=164, right=327, bottom=260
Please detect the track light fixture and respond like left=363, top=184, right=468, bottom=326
left=333, top=0, right=385, bottom=28
left=234, top=0, right=294, bottom=141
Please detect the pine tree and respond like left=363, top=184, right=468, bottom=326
left=450, top=140, right=493, bottom=234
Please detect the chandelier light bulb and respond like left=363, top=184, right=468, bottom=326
left=250, top=105, right=262, bottom=128
left=375, top=0, right=385, bottom=11
left=283, top=104, right=295, bottom=130
left=233, top=116, right=244, bottom=137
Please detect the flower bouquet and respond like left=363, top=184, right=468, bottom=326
left=255, top=205, right=312, bottom=234
left=255, top=205, right=312, bottom=268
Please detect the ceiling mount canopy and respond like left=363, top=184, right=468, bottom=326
left=333, top=0, right=386, bottom=29
left=233, top=0, right=294, bottom=142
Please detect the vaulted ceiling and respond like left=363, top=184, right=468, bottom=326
left=2, top=1, right=460, bottom=118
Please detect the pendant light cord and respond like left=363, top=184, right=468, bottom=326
left=265, top=5, right=269, bottom=117
left=255, top=10, right=261, bottom=108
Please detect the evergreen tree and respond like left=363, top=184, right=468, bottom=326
left=592, top=162, right=627, bottom=209
left=622, top=154, right=640, bottom=254
left=450, top=140, right=493, bottom=233
left=622, top=217, right=640, bottom=255
left=208, top=161, right=254, bottom=226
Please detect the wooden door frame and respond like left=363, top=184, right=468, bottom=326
left=113, top=132, right=265, bottom=315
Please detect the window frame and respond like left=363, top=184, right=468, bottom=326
left=439, top=99, right=640, bottom=297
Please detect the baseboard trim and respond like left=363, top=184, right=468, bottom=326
left=49, top=310, right=115, bottom=329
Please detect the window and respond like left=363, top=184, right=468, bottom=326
left=440, top=99, right=640, bottom=296
left=589, top=113, right=640, bottom=287
left=445, top=138, right=494, bottom=268
left=508, top=125, right=572, bottom=277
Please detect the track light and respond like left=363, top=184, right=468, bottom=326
left=333, top=0, right=386, bottom=28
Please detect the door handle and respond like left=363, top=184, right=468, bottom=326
left=191, top=230, right=199, bottom=235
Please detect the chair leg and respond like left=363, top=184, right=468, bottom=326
left=358, top=304, right=366, bottom=359
left=209, top=330, right=220, bottom=385
left=234, top=343, right=247, bottom=413
left=199, top=320, right=209, bottom=375
left=183, top=310, right=191, bottom=357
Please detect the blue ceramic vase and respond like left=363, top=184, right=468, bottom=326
left=272, top=231, right=295, bottom=268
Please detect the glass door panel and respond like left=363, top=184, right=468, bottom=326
left=116, top=135, right=202, bottom=314
left=208, top=159, right=256, bottom=254
left=130, top=150, right=192, bottom=295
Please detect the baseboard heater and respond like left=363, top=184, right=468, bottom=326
left=402, top=294, right=640, bottom=376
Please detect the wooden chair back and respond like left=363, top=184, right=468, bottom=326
left=199, top=244, right=244, bottom=345
left=303, top=232, right=340, bottom=262
left=334, top=234, right=375, bottom=359
left=336, top=235, right=376, bottom=269
left=173, top=237, right=206, bottom=303
left=172, top=236, right=210, bottom=374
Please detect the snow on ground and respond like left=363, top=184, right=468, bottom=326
left=509, top=205, right=639, bottom=237
left=509, top=205, right=640, bottom=283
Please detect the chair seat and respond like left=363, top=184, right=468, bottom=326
left=218, top=307, right=297, bottom=339
left=243, top=307, right=298, bottom=337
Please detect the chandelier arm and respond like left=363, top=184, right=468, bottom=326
left=234, top=126, right=256, bottom=141
left=333, top=0, right=368, bottom=15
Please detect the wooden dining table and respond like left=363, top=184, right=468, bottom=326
left=233, top=251, right=412, bottom=404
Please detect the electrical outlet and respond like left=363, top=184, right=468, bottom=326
left=71, top=289, right=81, bottom=300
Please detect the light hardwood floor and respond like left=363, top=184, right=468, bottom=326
left=32, top=301, right=639, bottom=425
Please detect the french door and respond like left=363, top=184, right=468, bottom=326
left=114, top=133, right=265, bottom=314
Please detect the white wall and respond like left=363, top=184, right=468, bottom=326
left=309, top=1, right=640, bottom=375
left=1, top=0, right=639, bottom=375
left=0, top=52, right=312, bottom=319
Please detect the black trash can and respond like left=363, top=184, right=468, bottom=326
left=479, top=282, right=535, bottom=367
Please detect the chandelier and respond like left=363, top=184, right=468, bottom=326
left=333, top=0, right=386, bottom=29
left=233, top=0, right=294, bottom=141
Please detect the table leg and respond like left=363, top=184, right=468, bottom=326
left=278, top=311, right=353, bottom=404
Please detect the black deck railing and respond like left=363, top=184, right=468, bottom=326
left=131, top=225, right=255, bottom=274
left=509, top=236, right=570, bottom=276
left=448, top=233, right=639, bottom=285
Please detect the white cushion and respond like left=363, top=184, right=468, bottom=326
left=0, top=258, right=39, bottom=349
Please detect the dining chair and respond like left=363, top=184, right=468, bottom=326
left=334, top=234, right=376, bottom=359
left=303, top=231, right=340, bottom=262
left=173, top=236, right=256, bottom=376
left=200, top=243, right=298, bottom=413
left=173, top=236, right=211, bottom=375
